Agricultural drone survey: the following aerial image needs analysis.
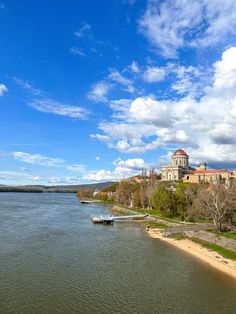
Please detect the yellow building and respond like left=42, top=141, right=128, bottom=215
left=183, top=169, right=231, bottom=184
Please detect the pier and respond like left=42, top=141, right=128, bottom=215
left=91, top=214, right=148, bottom=224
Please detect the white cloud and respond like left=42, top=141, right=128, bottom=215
left=70, top=47, right=87, bottom=57
left=0, top=83, right=8, bottom=96
left=12, top=152, right=64, bottom=167
left=74, top=23, right=91, bottom=38
left=213, top=47, right=236, bottom=90
left=129, top=97, right=170, bottom=126
left=83, top=158, right=146, bottom=182
left=29, top=98, right=89, bottom=119
left=66, top=164, right=85, bottom=172
left=91, top=133, right=112, bottom=143
left=87, top=81, right=112, bottom=102
left=108, top=69, right=132, bottom=85
left=113, top=158, right=145, bottom=170
left=92, top=47, right=236, bottom=168
left=95, top=156, right=100, bottom=160
left=209, top=124, right=236, bottom=145
left=108, top=69, right=136, bottom=93
left=13, top=78, right=43, bottom=96
left=129, top=61, right=140, bottom=73
left=143, top=66, right=165, bottom=82
left=139, top=0, right=236, bottom=58
left=170, top=65, right=211, bottom=97
left=83, top=169, right=114, bottom=182
left=0, top=171, right=41, bottom=181
left=156, top=128, right=189, bottom=144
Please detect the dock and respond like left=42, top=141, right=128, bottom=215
left=91, top=214, right=148, bottom=224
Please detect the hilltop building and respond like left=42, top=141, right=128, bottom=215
left=161, top=149, right=236, bottom=183
left=183, top=168, right=236, bottom=184
left=161, top=149, right=193, bottom=181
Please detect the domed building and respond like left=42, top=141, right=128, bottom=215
left=161, top=149, right=193, bottom=181
left=161, top=149, right=236, bottom=183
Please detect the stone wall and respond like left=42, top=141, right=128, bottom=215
left=184, top=230, right=236, bottom=252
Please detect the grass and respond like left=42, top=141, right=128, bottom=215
left=143, top=221, right=170, bottom=229
left=206, top=229, right=236, bottom=240
left=129, top=208, right=183, bottom=223
left=221, top=232, right=236, bottom=240
left=172, top=234, right=236, bottom=260
left=190, top=237, right=236, bottom=261
left=95, top=199, right=115, bottom=204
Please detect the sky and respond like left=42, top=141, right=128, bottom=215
left=1, top=0, right=236, bottom=185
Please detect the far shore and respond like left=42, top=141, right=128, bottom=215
left=110, top=205, right=236, bottom=281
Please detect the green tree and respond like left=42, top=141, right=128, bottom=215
left=175, top=182, right=196, bottom=221
left=152, top=185, right=176, bottom=217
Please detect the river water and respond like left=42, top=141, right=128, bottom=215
left=0, top=193, right=236, bottom=314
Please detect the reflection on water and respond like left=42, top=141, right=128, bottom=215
left=0, top=193, right=236, bottom=314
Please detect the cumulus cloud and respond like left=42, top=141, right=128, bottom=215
left=83, top=158, right=146, bottom=182
left=92, top=46, right=236, bottom=168
left=29, top=98, right=89, bottom=119
left=83, top=169, right=114, bottom=182
left=0, top=83, right=8, bottom=96
left=129, top=97, right=170, bottom=126
left=12, top=152, right=64, bottom=167
left=139, top=0, right=236, bottom=58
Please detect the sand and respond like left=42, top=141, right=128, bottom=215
left=147, top=228, right=236, bottom=280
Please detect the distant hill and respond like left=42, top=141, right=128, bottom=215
left=0, top=182, right=116, bottom=193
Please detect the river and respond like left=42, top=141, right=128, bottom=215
left=0, top=192, right=236, bottom=314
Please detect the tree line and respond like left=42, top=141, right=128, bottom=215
left=77, top=169, right=236, bottom=232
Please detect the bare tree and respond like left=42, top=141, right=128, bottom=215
left=196, top=184, right=236, bottom=231
left=116, top=179, right=138, bottom=207
left=140, top=168, right=148, bottom=209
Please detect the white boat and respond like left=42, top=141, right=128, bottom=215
left=91, top=215, right=114, bottom=224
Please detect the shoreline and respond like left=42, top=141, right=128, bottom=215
left=147, top=228, right=236, bottom=280
left=109, top=206, right=236, bottom=280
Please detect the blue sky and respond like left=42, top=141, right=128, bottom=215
left=1, top=0, right=236, bottom=185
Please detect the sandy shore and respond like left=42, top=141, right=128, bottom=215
left=147, top=228, right=236, bottom=280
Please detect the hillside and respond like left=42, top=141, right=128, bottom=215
left=0, top=182, right=116, bottom=193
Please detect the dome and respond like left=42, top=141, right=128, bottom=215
left=173, top=149, right=188, bottom=156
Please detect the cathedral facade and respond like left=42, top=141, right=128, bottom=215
left=161, top=149, right=192, bottom=181
left=161, top=148, right=236, bottom=183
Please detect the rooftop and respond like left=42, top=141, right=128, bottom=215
left=173, top=149, right=188, bottom=156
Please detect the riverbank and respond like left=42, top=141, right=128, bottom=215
left=110, top=205, right=236, bottom=280
left=147, top=229, right=236, bottom=280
